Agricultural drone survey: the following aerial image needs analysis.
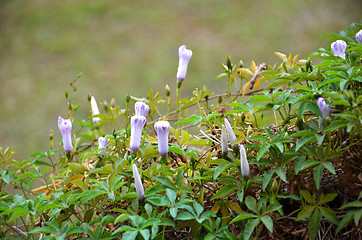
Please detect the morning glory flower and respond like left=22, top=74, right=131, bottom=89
left=129, top=115, right=146, bottom=152
left=331, top=40, right=347, bottom=59
left=58, top=116, right=72, bottom=153
left=240, top=145, right=250, bottom=177
left=135, top=101, right=149, bottom=117
left=224, top=118, right=237, bottom=146
left=90, top=96, right=100, bottom=124
left=154, top=121, right=170, bottom=156
left=221, top=124, right=228, bottom=154
left=317, top=97, right=331, bottom=128
left=98, top=137, right=110, bottom=156
left=176, top=45, right=193, bottom=82
left=132, top=164, right=144, bottom=201
left=356, top=29, right=362, bottom=44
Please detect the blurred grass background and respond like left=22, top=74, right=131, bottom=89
left=0, top=0, right=361, bottom=160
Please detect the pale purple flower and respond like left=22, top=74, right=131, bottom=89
left=154, top=121, right=170, bottom=156
left=240, top=145, right=250, bottom=177
left=58, top=116, right=72, bottom=153
left=221, top=124, right=228, bottom=154
left=98, top=137, right=110, bottom=156
left=224, top=118, right=237, bottom=146
left=129, top=115, right=146, bottom=152
left=176, top=45, right=192, bottom=81
left=90, top=96, right=100, bottom=124
left=135, top=101, right=149, bottom=117
left=331, top=40, right=347, bottom=59
left=132, top=164, right=144, bottom=201
left=317, top=97, right=331, bottom=128
left=356, top=30, right=362, bottom=44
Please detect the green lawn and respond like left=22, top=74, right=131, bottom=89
left=0, top=0, right=361, bottom=159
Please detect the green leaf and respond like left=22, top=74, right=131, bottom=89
left=313, top=164, right=323, bottom=190
left=168, top=143, right=185, bottom=157
left=229, top=213, right=256, bottom=224
left=243, top=218, right=260, bottom=240
left=300, top=190, right=315, bottom=205
left=339, top=200, right=362, bottom=209
left=308, top=102, right=322, bottom=116
left=166, top=188, right=176, bottom=205
left=336, top=212, right=354, bottom=234
left=296, top=205, right=315, bottom=221
left=295, top=135, right=315, bottom=152
left=213, top=162, right=230, bottom=180
left=260, top=215, right=273, bottom=233
left=321, top=162, right=336, bottom=175
left=121, top=230, right=138, bottom=240
left=155, top=176, right=176, bottom=190
left=318, top=193, right=337, bottom=205
left=139, top=229, right=150, bottom=240
left=309, top=208, right=321, bottom=240
left=257, top=144, right=270, bottom=161
left=319, top=206, right=339, bottom=224
left=248, top=135, right=270, bottom=143
left=174, top=211, right=194, bottom=221
left=276, top=167, right=287, bottom=182
left=245, top=196, right=257, bottom=214
left=323, top=120, right=347, bottom=133
left=262, top=169, right=276, bottom=191
left=210, top=184, right=239, bottom=201
left=81, top=189, right=106, bottom=204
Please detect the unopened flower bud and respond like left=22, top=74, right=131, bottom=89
left=240, top=145, right=250, bottom=177
left=224, top=118, right=237, bottom=146
left=134, top=102, right=149, bottom=117
left=132, top=164, right=144, bottom=201
left=239, top=60, right=244, bottom=68
left=154, top=121, right=170, bottom=156
left=58, top=116, right=72, bottom=153
left=331, top=40, right=347, bottom=59
left=165, top=84, right=171, bottom=97
left=356, top=29, right=362, bottom=44
left=90, top=96, right=100, bottom=124
left=221, top=124, right=228, bottom=154
left=98, top=137, right=110, bottom=156
left=226, top=54, right=232, bottom=69
left=126, top=93, right=131, bottom=103
left=129, top=116, right=146, bottom=152
left=317, top=97, right=331, bottom=128
left=176, top=45, right=192, bottom=82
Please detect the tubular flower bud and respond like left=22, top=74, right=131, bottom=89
left=221, top=124, right=228, bottom=154
left=58, top=116, right=72, bottom=153
left=176, top=45, right=192, bottom=81
left=317, top=97, right=331, bottom=128
left=154, top=121, right=170, bottom=156
left=356, top=30, right=362, bottom=44
left=90, top=96, right=100, bottom=124
left=134, top=101, right=149, bottom=117
left=331, top=40, right=347, bottom=59
left=132, top=164, right=144, bottom=201
left=224, top=118, right=237, bottom=146
left=130, top=116, right=146, bottom=152
left=98, top=137, right=110, bottom=156
left=240, top=145, right=250, bottom=177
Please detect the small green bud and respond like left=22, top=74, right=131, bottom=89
left=165, top=84, right=170, bottom=97
left=87, top=94, right=92, bottom=102
left=271, top=179, right=280, bottom=195
left=226, top=54, right=232, bottom=69
left=218, top=96, right=223, bottom=105
left=125, top=94, right=130, bottom=103
left=49, top=130, right=53, bottom=150
left=239, top=60, right=244, bottom=68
